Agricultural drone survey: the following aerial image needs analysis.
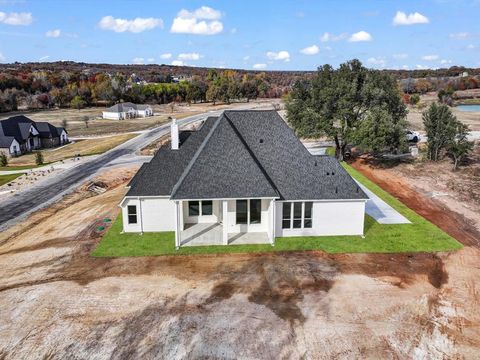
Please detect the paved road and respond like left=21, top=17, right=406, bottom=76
left=0, top=108, right=249, bottom=230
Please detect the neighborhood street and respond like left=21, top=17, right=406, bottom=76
left=0, top=104, right=265, bottom=229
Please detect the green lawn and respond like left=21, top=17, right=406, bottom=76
left=0, top=173, right=23, bottom=186
left=92, top=163, right=462, bottom=257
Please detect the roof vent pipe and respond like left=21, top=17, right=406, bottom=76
left=171, top=118, right=179, bottom=150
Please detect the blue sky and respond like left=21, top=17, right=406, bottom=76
left=0, top=0, right=479, bottom=70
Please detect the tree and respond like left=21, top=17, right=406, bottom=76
left=83, top=115, right=89, bottom=129
left=286, top=59, right=407, bottom=160
left=423, top=103, right=458, bottom=161
left=448, top=122, right=473, bottom=171
left=61, top=119, right=68, bottom=129
left=0, top=153, right=8, bottom=167
left=70, top=95, right=85, bottom=110
left=409, top=94, right=420, bottom=106
left=354, top=108, right=408, bottom=154
left=35, top=152, right=44, bottom=166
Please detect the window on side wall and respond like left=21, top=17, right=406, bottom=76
left=127, top=205, right=137, bottom=224
left=202, top=200, right=213, bottom=216
left=304, top=202, right=312, bottom=228
left=236, top=200, right=248, bottom=224
left=188, top=201, right=199, bottom=216
left=282, top=202, right=291, bottom=229
left=250, top=199, right=261, bottom=224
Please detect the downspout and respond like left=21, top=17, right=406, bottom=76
left=271, top=199, right=276, bottom=246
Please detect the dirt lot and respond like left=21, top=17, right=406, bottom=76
left=407, top=92, right=480, bottom=131
left=2, top=102, right=258, bottom=137
left=0, top=163, right=479, bottom=358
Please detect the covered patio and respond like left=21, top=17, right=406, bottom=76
left=180, top=223, right=271, bottom=247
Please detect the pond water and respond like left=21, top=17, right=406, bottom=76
left=456, top=104, right=480, bottom=112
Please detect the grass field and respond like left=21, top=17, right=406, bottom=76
left=92, top=163, right=462, bottom=257
left=1, top=103, right=221, bottom=137
left=0, top=173, right=23, bottom=186
left=0, top=164, right=46, bottom=171
left=8, top=133, right=137, bottom=166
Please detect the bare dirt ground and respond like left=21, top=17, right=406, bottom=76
left=1, top=164, right=479, bottom=358
left=407, top=92, right=480, bottom=131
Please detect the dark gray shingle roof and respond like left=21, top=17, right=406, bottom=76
left=127, top=111, right=367, bottom=201
left=105, top=102, right=151, bottom=112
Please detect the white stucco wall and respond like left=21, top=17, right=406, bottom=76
left=183, top=200, right=221, bottom=225
left=224, top=199, right=272, bottom=233
left=274, top=200, right=366, bottom=237
left=102, top=111, right=122, bottom=120
left=122, top=197, right=175, bottom=233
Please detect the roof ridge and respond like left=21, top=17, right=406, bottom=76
left=169, top=116, right=222, bottom=199
left=223, top=112, right=281, bottom=198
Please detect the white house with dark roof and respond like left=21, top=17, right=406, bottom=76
left=0, top=115, right=68, bottom=157
left=102, top=102, right=153, bottom=120
left=120, top=110, right=368, bottom=248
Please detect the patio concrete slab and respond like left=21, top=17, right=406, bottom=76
left=180, top=223, right=270, bottom=246
left=355, top=181, right=411, bottom=224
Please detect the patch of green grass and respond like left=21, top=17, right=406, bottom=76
left=92, top=164, right=461, bottom=257
left=0, top=173, right=22, bottom=186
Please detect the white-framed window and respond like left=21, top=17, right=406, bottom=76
left=188, top=200, right=213, bottom=216
left=282, top=202, right=313, bottom=229
left=236, top=199, right=262, bottom=225
left=127, top=205, right=137, bottom=224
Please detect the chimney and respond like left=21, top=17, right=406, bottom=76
left=171, top=118, right=179, bottom=150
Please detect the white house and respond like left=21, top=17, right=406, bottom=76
left=120, top=110, right=368, bottom=248
left=102, top=102, right=153, bottom=120
left=0, top=115, right=68, bottom=157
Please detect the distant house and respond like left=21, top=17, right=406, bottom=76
left=0, top=115, right=68, bottom=157
left=120, top=110, right=368, bottom=248
left=102, top=102, right=153, bottom=120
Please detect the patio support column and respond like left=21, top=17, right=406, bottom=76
left=222, top=200, right=228, bottom=245
left=174, top=201, right=180, bottom=249
left=270, top=199, right=275, bottom=246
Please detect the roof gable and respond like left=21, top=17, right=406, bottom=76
left=170, top=116, right=279, bottom=200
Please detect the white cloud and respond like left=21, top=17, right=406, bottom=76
left=230, top=27, right=237, bottom=34
left=402, top=65, right=410, bottom=70
left=171, top=60, right=185, bottom=66
left=39, top=55, right=50, bottom=61
left=243, top=55, right=250, bottom=61
left=266, top=50, right=290, bottom=62
left=466, top=44, right=477, bottom=50
left=0, top=52, right=5, bottom=62
left=170, top=6, right=223, bottom=35
left=421, top=54, right=439, bottom=61
left=98, top=16, right=163, bottom=33
left=300, top=45, right=319, bottom=55
left=178, top=52, right=201, bottom=60
left=393, top=11, right=429, bottom=26
left=253, top=63, right=267, bottom=70
left=0, top=11, right=32, bottom=25
left=132, top=57, right=145, bottom=64
left=45, top=29, right=61, bottom=38
left=320, top=32, right=348, bottom=42
left=367, top=57, right=387, bottom=68
left=393, top=53, right=408, bottom=60
left=440, top=59, right=452, bottom=65
left=160, top=53, right=172, bottom=59
left=449, top=32, right=470, bottom=40
left=348, top=31, right=373, bottom=42
left=147, top=58, right=155, bottom=62
left=415, top=64, right=427, bottom=69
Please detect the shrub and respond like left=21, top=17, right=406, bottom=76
left=35, top=152, right=44, bottom=166
left=0, top=153, right=7, bottom=167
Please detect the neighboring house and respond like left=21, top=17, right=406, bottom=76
left=120, top=110, right=368, bottom=248
left=102, top=102, right=153, bottom=120
left=0, top=115, right=68, bottom=157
